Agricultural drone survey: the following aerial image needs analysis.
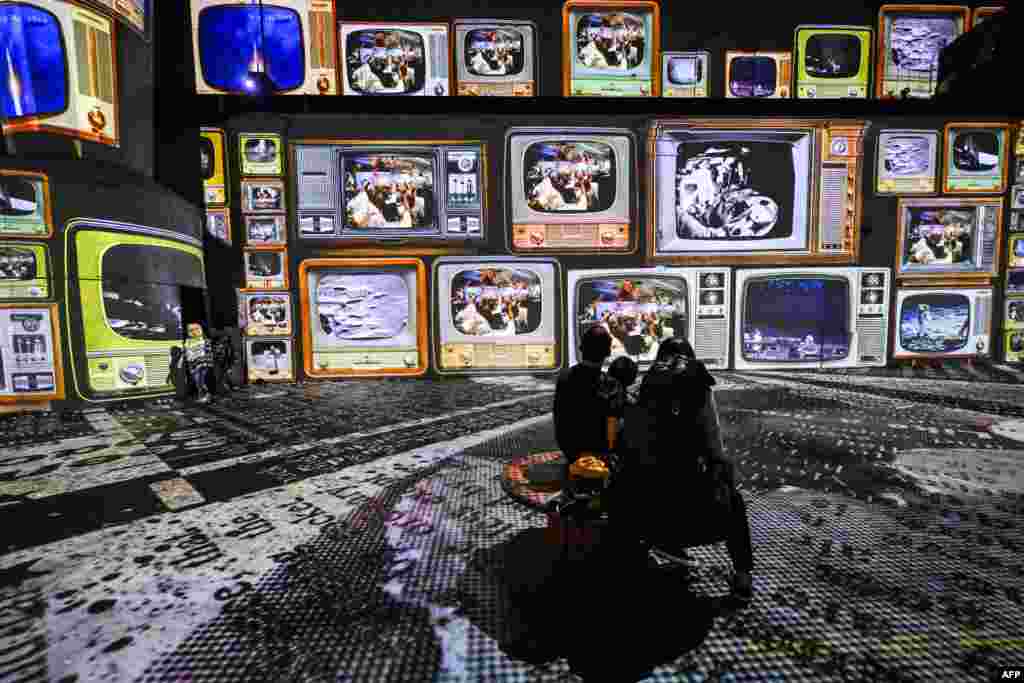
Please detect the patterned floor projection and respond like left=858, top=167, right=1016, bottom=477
left=1, top=365, right=1023, bottom=682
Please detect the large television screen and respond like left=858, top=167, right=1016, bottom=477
left=65, top=220, right=206, bottom=401
left=794, top=26, right=872, bottom=98
left=742, top=277, right=850, bottom=362
left=725, top=51, right=791, bottom=98
left=649, top=119, right=867, bottom=264
left=896, top=199, right=1001, bottom=283
left=192, top=0, right=338, bottom=95
left=340, top=22, right=449, bottom=96
left=877, top=6, right=968, bottom=99
left=299, top=258, right=427, bottom=377
left=435, top=257, right=560, bottom=374
left=295, top=141, right=486, bottom=243
left=1, top=0, right=118, bottom=145
left=506, top=128, right=636, bottom=254
left=455, top=19, right=537, bottom=96
left=943, top=124, right=1009, bottom=194
left=563, top=1, right=659, bottom=97
left=875, top=129, right=938, bottom=195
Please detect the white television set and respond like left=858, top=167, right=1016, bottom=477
left=733, top=267, right=890, bottom=370
left=893, top=286, right=992, bottom=360
left=340, top=21, right=450, bottom=96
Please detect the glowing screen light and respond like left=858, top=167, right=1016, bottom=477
left=0, top=4, right=68, bottom=118
left=197, top=4, right=304, bottom=93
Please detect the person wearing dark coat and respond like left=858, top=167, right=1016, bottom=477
left=609, top=337, right=754, bottom=604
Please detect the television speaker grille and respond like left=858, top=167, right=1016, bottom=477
left=973, top=295, right=992, bottom=337
left=296, top=147, right=336, bottom=210
left=980, top=210, right=998, bottom=271
left=145, top=354, right=170, bottom=389
left=819, top=164, right=847, bottom=251
left=694, top=318, right=727, bottom=365
left=310, top=11, right=335, bottom=69
left=74, top=20, right=114, bottom=103
left=429, top=33, right=449, bottom=80
left=856, top=317, right=884, bottom=362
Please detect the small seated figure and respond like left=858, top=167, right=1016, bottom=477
left=183, top=323, right=214, bottom=403
left=607, top=355, right=640, bottom=464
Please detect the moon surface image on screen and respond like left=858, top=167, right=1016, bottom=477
left=884, top=136, right=931, bottom=176
left=900, top=295, right=970, bottom=353
left=890, top=17, right=957, bottom=74
left=316, top=274, right=409, bottom=340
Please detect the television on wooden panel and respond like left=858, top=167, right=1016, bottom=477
left=505, top=127, right=637, bottom=255
left=200, top=128, right=228, bottom=207
left=454, top=19, right=538, bottom=96
left=972, top=6, right=1007, bottom=29
left=893, top=286, right=992, bottom=360
left=340, top=21, right=450, bottom=96
left=0, top=302, right=63, bottom=401
left=562, top=0, right=660, bottom=97
left=725, top=51, right=791, bottom=98
left=942, top=123, right=1010, bottom=195
left=239, top=290, right=291, bottom=337
left=895, top=198, right=1002, bottom=286
left=793, top=25, right=872, bottom=99
left=0, top=242, right=48, bottom=299
left=191, top=0, right=338, bottom=95
left=246, top=337, right=294, bottom=382
left=1007, top=298, right=1024, bottom=363
left=876, top=5, right=968, bottom=99
left=647, top=119, right=868, bottom=265
left=64, top=219, right=206, bottom=402
left=732, top=268, right=891, bottom=371
left=0, top=0, right=119, bottom=145
left=661, top=51, right=708, bottom=98
left=568, top=267, right=731, bottom=370
left=244, top=248, right=287, bottom=289
left=299, top=258, right=428, bottom=378
left=0, top=170, right=52, bottom=237
left=293, top=140, right=486, bottom=244
left=433, top=256, right=561, bottom=375
left=875, top=129, right=939, bottom=196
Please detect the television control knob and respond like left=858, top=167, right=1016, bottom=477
left=317, top=76, right=330, bottom=94
left=404, top=354, right=416, bottom=367
left=88, top=107, right=107, bottom=132
left=831, top=138, right=849, bottom=155
left=434, top=83, right=446, bottom=96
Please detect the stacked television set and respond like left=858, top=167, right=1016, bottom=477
left=340, top=21, right=451, bottom=96
left=562, top=0, right=659, bottom=97
left=1007, top=126, right=1024, bottom=363
left=454, top=19, right=539, bottom=96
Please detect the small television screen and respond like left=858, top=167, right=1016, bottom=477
left=199, top=138, right=214, bottom=180
left=1010, top=270, right=1024, bottom=294
left=241, top=292, right=291, bottom=337
left=0, top=245, right=37, bottom=280
left=879, top=9, right=967, bottom=98
left=245, top=137, right=278, bottom=164
left=200, top=128, right=227, bottom=206
left=876, top=130, right=938, bottom=195
left=524, top=141, right=616, bottom=214
left=1010, top=237, right=1024, bottom=269
left=247, top=338, right=293, bottom=381
left=450, top=267, right=542, bottom=337
left=205, top=210, right=229, bottom=243
left=667, top=56, right=699, bottom=85
left=576, top=277, right=687, bottom=363
left=899, top=292, right=970, bottom=354
left=246, top=216, right=285, bottom=245
left=343, top=153, right=435, bottom=229
left=242, top=180, right=285, bottom=213
left=465, top=28, right=524, bottom=76
left=901, top=206, right=976, bottom=269
left=240, top=133, right=283, bottom=176
left=345, top=28, right=425, bottom=94
left=574, top=12, right=645, bottom=71
left=0, top=175, right=39, bottom=218
left=245, top=249, right=287, bottom=289
left=1010, top=331, right=1024, bottom=354
left=952, top=131, right=999, bottom=172
left=804, top=33, right=860, bottom=79
left=885, top=136, right=930, bottom=175
left=0, top=3, right=68, bottom=119
left=729, top=56, right=776, bottom=97
left=1006, top=299, right=1024, bottom=325
left=742, top=277, right=850, bottom=362
left=197, top=4, right=305, bottom=93
left=944, top=125, right=1007, bottom=193
left=0, top=242, right=47, bottom=299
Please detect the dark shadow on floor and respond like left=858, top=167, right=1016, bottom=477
left=464, top=527, right=717, bottom=681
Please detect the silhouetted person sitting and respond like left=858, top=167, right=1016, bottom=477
left=609, top=337, right=754, bottom=605
left=608, top=355, right=639, bottom=403
left=553, top=325, right=625, bottom=467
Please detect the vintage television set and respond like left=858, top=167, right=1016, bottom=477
left=1010, top=269, right=1024, bottom=295
left=876, top=4, right=969, bottom=99
left=191, top=0, right=338, bottom=95
left=434, top=256, right=561, bottom=375
left=1006, top=297, right=1024, bottom=363
left=661, top=50, right=708, bottom=98
left=733, top=267, right=891, bottom=370
left=454, top=18, right=538, bottom=96
left=246, top=337, right=294, bottom=382
left=239, top=290, right=291, bottom=337
left=942, top=123, right=1010, bottom=194
left=299, top=257, right=428, bottom=378
left=893, top=285, right=992, bottom=360
left=205, top=208, right=230, bottom=243
left=0, top=302, right=63, bottom=402
left=875, top=129, right=939, bottom=195
left=292, top=139, right=486, bottom=244
left=793, top=25, right=872, bottom=99
left=725, top=51, right=791, bottom=98
left=64, top=219, right=206, bottom=401
left=0, top=241, right=48, bottom=299
left=568, top=267, right=731, bottom=369
left=648, top=118, right=868, bottom=265
left=0, top=170, right=52, bottom=237
left=1009, top=234, right=1024, bottom=270
left=200, top=128, right=228, bottom=207
left=340, top=21, right=450, bottom=96
left=972, top=6, right=1007, bottom=28
left=0, top=0, right=119, bottom=145
left=895, top=198, right=1002, bottom=286
left=505, top=127, right=637, bottom=254
left=562, top=0, right=660, bottom=97
left=240, top=132, right=283, bottom=176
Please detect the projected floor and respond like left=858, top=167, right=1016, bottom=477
left=1, top=365, right=1023, bottom=682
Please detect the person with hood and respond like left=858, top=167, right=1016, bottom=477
left=608, top=337, right=754, bottom=605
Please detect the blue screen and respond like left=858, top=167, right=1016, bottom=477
left=0, top=4, right=67, bottom=119
left=743, top=277, right=850, bottom=361
left=198, top=5, right=304, bottom=93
